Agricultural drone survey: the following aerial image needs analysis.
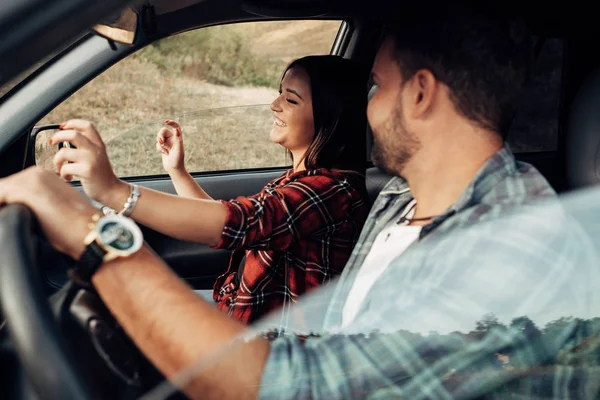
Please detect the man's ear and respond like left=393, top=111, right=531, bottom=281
left=407, top=69, right=437, bottom=119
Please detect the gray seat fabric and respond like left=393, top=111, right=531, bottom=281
left=566, top=69, right=600, bottom=190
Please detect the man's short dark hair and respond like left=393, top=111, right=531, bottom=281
left=384, top=6, right=531, bottom=135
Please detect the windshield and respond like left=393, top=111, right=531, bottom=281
left=141, top=184, right=600, bottom=399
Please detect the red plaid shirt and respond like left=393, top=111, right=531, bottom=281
left=212, top=168, right=369, bottom=330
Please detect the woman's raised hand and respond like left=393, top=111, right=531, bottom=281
left=157, top=120, right=186, bottom=173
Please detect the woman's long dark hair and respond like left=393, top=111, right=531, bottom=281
left=282, top=55, right=368, bottom=174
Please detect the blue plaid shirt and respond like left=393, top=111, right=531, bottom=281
left=257, top=144, right=600, bottom=399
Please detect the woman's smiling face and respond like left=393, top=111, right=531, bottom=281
left=269, top=66, right=315, bottom=153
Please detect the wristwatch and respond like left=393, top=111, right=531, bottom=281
left=72, top=213, right=144, bottom=284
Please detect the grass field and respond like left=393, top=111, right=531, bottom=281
left=35, top=20, right=341, bottom=177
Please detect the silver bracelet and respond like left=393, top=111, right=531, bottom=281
left=101, top=205, right=116, bottom=216
left=118, top=183, right=141, bottom=217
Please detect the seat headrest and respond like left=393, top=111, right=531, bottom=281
left=566, top=69, right=600, bottom=190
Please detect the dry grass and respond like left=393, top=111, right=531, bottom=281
left=35, top=20, right=340, bottom=177
left=36, top=57, right=284, bottom=176
left=241, top=20, right=341, bottom=62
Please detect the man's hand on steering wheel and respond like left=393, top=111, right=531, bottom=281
left=0, top=166, right=96, bottom=259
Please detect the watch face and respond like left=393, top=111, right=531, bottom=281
left=99, top=222, right=135, bottom=251
left=96, top=215, right=143, bottom=255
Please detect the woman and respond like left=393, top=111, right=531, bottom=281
left=51, top=55, right=370, bottom=330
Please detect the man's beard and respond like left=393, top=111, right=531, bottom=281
left=371, top=106, right=421, bottom=177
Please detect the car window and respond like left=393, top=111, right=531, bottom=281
left=506, top=37, right=564, bottom=153
left=35, top=20, right=343, bottom=178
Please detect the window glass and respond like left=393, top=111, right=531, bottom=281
left=36, top=20, right=343, bottom=177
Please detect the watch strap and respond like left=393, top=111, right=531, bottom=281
left=74, top=240, right=107, bottom=282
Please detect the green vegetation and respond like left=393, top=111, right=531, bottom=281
left=133, top=25, right=286, bottom=88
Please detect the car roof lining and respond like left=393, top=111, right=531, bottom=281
left=141, top=0, right=600, bottom=39
left=146, top=0, right=207, bottom=15
left=147, top=0, right=334, bottom=16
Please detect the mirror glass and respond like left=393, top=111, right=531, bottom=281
left=34, top=128, right=61, bottom=173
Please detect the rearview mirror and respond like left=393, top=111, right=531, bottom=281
left=31, top=124, right=61, bottom=173
left=30, top=124, right=84, bottom=181
left=92, top=7, right=138, bottom=45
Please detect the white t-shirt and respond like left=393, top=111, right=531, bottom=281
left=341, top=199, right=422, bottom=327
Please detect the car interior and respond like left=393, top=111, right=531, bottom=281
left=1, top=0, right=600, bottom=398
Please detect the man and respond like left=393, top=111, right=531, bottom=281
left=0, top=7, right=598, bottom=400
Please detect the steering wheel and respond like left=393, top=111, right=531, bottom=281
left=0, top=204, right=157, bottom=399
left=0, top=204, right=93, bottom=399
